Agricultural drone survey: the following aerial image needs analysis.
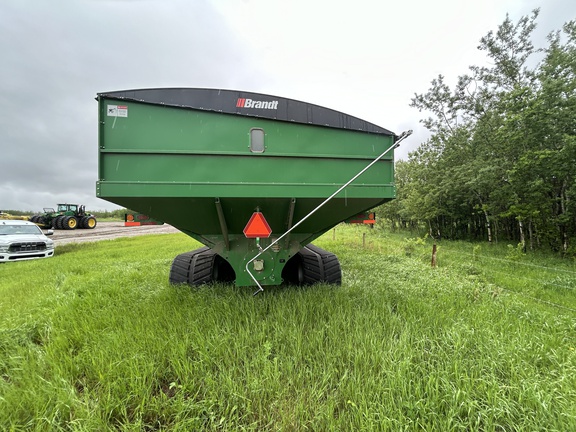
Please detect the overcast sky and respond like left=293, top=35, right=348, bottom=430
left=1, top=0, right=574, bottom=212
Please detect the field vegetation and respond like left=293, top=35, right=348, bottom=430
left=1, top=224, right=575, bottom=431
left=380, top=11, right=576, bottom=255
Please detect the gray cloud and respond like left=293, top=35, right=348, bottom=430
left=0, top=0, right=265, bottom=211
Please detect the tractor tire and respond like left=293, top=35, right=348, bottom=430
left=281, top=244, right=341, bottom=286
left=64, top=216, right=78, bottom=230
left=84, top=216, right=97, bottom=229
left=169, top=247, right=235, bottom=286
left=49, top=216, right=60, bottom=229
left=55, top=216, right=65, bottom=230
left=30, top=215, right=39, bottom=223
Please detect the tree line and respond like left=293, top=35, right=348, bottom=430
left=379, top=10, right=576, bottom=256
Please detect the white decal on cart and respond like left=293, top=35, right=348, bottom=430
left=107, top=105, right=128, bottom=117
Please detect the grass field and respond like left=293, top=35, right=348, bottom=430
left=1, top=225, right=575, bottom=431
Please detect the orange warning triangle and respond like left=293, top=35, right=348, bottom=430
left=243, top=212, right=272, bottom=238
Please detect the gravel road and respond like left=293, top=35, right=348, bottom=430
left=48, top=222, right=181, bottom=246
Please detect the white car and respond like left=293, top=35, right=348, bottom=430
left=0, top=220, right=55, bottom=262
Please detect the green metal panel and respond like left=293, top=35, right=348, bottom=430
left=97, top=92, right=396, bottom=286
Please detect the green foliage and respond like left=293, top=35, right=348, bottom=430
left=89, top=208, right=133, bottom=221
left=506, top=243, right=526, bottom=261
left=391, top=11, right=576, bottom=254
left=402, top=234, right=429, bottom=256
left=1, top=225, right=575, bottom=430
left=0, top=210, right=33, bottom=216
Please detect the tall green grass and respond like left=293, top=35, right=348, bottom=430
left=0, top=226, right=575, bottom=431
left=424, top=236, right=576, bottom=312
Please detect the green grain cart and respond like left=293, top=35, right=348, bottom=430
left=96, top=88, right=404, bottom=291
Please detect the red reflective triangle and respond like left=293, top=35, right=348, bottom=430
left=243, top=212, right=272, bottom=238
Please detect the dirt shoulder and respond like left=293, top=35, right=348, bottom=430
left=48, top=222, right=180, bottom=246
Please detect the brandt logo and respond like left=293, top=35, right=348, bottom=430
left=236, top=98, right=278, bottom=110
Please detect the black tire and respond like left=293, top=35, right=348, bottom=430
left=169, top=247, right=235, bottom=286
left=307, top=244, right=342, bottom=285
left=51, top=216, right=60, bottom=229
left=170, top=250, right=198, bottom=285
left=85, top=216, right=97, bottom=229
left=52, top=216, right=62, bottom=229
left=79, top=216, right=88, bottom=229
left=64, top=216, right=78, bottom=230
left=281, top=244, right=341, bottom=286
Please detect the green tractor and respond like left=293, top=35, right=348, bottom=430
left=30, top=204, right=97, bottom=230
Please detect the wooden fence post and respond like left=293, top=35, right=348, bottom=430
left=431, top=244, right=437, bottom=267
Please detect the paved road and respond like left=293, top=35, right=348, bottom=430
left=48, top=222, right=180, bottom=246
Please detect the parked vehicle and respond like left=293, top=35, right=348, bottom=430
left=0, top=220, right=54, bottom=262
left=30, top=204, right=97, bottom=230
